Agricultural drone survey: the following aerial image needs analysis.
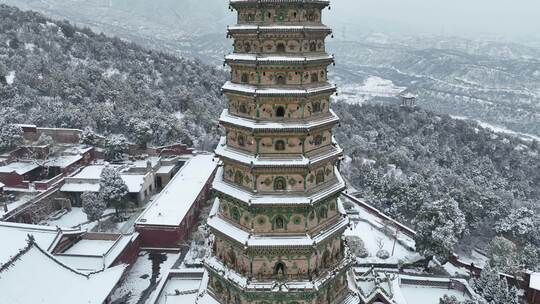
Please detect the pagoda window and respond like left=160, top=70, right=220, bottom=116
left=276, top=42, right=286, bottom=53
left=239, top=104, right=247, bottom=114
left=275, top=140, right=286, bottom=151
left=276, top=75, right=286, bottom=85
left=275, top=216, right=285, bottom=229
left=311, top=73, right=319, bottom=83
left=241, top=73, right=249, bottom=83
left=314, top=135, right=323, bottom=146
left=309, top=41, right=317, bottom=52
left=274, top=177, right=287, bottom=190
left=244, top=42, right=251, bottom=52
left=238, top=135, right=245, bottom=147
left=231, top=207, right=241, bottom=221
left=319, top=207, right=328, bottom=219
left=274, top=262, right=286, bottom=277
left=312, top=102, right=321, bottom=113
left=316, top=171, right=325, bottom=184
left=234, top=171, right=244, bottom=185
left=276, top=106, right=286, bottom=117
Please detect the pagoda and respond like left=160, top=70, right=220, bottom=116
left=204, top=1, right=356, bottom=303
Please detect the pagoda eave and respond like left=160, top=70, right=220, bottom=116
left=222, top=81, right=337, bottom=97
left=228, top=24, right=331, bottom=34
left=219, top=109, right=340, bottom=133
left=212, top=166, right=346, bottom=206
left=225, top=53, right=334, bottom=66
left=215, top=138, right=343, bottom=169
left=230, top=0, right=330, bottom=9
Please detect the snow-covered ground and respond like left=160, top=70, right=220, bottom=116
left=400, top=285, right=470, bottom=303
left=344, top=199, right=422, bottom=264
left=110, top=251, right=180, bottom=304
left=336, top=76, right=405, bottom=105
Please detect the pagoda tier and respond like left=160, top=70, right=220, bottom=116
left=222, top=81, right=336, bottom=97
left=205, top=0, right=357, bottom=303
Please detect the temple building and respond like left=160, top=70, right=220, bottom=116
left=203, top=1, right=357, bottom=303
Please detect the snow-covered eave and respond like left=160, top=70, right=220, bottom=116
left=225, top=53, right=334, bottom=66
left=228, top=24, right=332, bottom=35
left=230, top=0, right=330, bottom=8
left=204, top=255, right=352, bottom=292
left=219, top=109, right=340, bottom=133
left=207, top=203, right=349, bottom=249
left=222, top=81, right=337, bottom=97
left=215, top=138, right=343, bottom=168
left=212, top=166, right=346, bottom=206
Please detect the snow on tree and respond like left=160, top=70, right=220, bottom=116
left=0, top=122, right=23, bottom=152
left=129, top=119, right=153, bottom=148
left=487, top=236, right=518, bottom=275
left=472, top=264, right=520, bottom=304
left=439, top=295, right=460, bottom=304
left=99, top=166, right=128, bottom=217
left=35, top=133, right=54, bottom=147
left=81, top=192, right=106, bottom=228
left=414, top=197, right=466, bottom=264
left=103, top=134, right=129, bottom=160
left=495, top=207, right=536, bottom=238
left=80, top=127, right=100, bottom=146
left=346, top=236, right=369, bottom=258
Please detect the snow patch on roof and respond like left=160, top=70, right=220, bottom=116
left=136, top=154, right=217, bottom=226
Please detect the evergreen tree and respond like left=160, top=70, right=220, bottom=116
left=81, top=192, right=106, bottom=229
left=99, top=166, right=128, bottom=217
left=0, top=122, right=23, bottom=152
left=414, top=197, right=466, bottom=264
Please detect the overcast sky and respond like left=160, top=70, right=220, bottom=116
left=327, top=0, right=540, bottom=40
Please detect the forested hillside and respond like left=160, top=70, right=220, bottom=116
left=1, top=5, right=538, bottom=270
left=0, top=5, right=226, bottom=148
left=334, top=102, right=540, bottom=268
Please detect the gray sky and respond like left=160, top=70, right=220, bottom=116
left=327, top=0, right=540, bottom=40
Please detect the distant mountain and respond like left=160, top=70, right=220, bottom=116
left=0, top=4, right=226, bottom=148
left=2, top=0, right=539, bottom=137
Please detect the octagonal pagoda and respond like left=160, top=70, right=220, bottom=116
left=204, top=1, right=356, bottom=303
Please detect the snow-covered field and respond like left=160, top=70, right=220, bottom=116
left=335, top=76, right=406, bottom=105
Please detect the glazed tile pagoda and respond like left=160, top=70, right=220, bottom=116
left=205, top=1, right=356, bottom=303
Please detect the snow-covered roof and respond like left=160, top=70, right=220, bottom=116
left=55, top=233, right=139, bottom=272
left=219, top=109, right=339, bottom=132
left=0, top=240, right=126, bottom=304
left=228, top=24, right=332, bottom=34
left=0, top=221, right=81, bottom=266
left=0, top=182, right=4, bottom=188
left=43, top=154, right=82, bottom=168
left=208, top=198, right=349, bottom=248
left=60, top=182, right=101, bottom=193
left=0, top=162, right=40, bottom=175
left=213, top=166, right=346, bottom=206
left=225, top=53, right=333, bottom=65
left=230, top=0, right=330, bottom=6
left=156, top=165, right=175, bottom=174
left=121, top=174, right=146, bottom=193
left=215, top=137, right=342, bottom=168
left=531, top=272, right=540, bottom=291
left=222, top=81, right=336, bottom=97
left=136, top=154, right=217, bottom=227
left=62, top=164, right=149, bottom=193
